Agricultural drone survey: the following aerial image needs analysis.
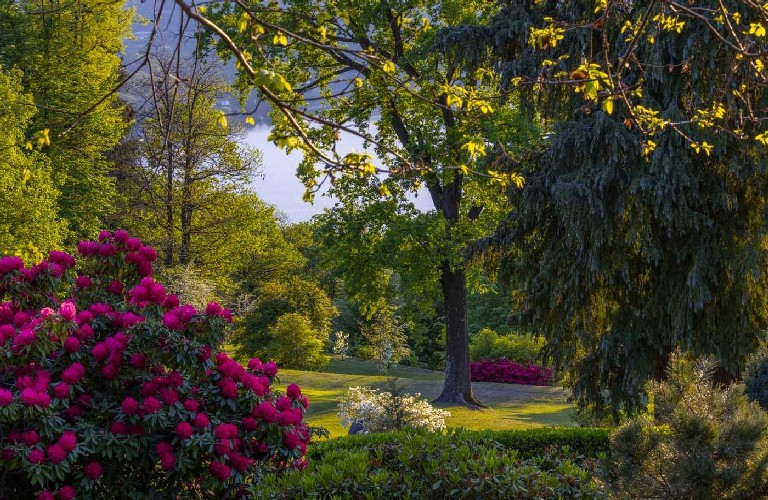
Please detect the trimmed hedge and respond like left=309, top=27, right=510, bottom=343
left=252, top=428, right=610, bottom=499
left=308, top=427, right=611, bottom=461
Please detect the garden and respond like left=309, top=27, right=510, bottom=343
left=4, top=0, right=768, bottom=498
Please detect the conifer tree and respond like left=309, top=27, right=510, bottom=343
left=477, top=0, right=768, bottom=417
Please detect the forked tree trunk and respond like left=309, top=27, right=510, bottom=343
left=433, top=261, right=485, bottom=408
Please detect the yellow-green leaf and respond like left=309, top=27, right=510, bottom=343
left=273, top=33, right=288, bottom=46
left=245, top=116, right=255, bottom=126
left=602, top=98, right=614, bottom=115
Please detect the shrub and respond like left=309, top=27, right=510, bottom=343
left=232, top=276, right=336, bottom=362
left=469, top=328, right=544, bottom=364
left=608, top=352, right=768, bottom=499
left=470, top=359, right=553, bottom=385
left=744, top=342, right=768, bottom=412
left=308, top=427, right=612, bottom=462
left=252, top=428, right=607, bottom=499
left=0, top=231, right=310, bottom=499
left=337, top=386, right=450, bottom=433
left=262, top=313, right=330, bottom=370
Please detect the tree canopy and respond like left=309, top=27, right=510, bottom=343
left=478, top=0, right=768, bottom=417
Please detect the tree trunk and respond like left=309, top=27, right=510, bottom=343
left=164, top=148, right=175, bottom=267
left=432, top=260, right=485, bottom=408
left=179, top=175, right=191, bottom=265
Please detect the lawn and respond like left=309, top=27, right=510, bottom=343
left=272, top=357, right=574, bottom=437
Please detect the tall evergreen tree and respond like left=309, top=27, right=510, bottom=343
left=476, top=0, right=768, bottom=417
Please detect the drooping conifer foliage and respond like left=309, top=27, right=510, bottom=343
left=481, top=0, right=768, bottom=417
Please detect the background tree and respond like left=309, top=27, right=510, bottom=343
left=261, top=312, right=331, bottom=370
left=472, top=0, right=768, bottom=417
left=177, top=0, right=539, bottom=406
left=0, top=0, right=131, bottom=242
left=112, top=53, right=261, bottom=274
left=0, top=68, right=63, bottom=255
left=232, top=276, right=338, bottom=361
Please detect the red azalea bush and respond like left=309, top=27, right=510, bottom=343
left=0, top=230, right=310, bottom=499
left=470, top=359, right=554, bottom=386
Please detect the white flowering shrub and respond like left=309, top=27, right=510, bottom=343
left=338, top=386, right=450, bottom=433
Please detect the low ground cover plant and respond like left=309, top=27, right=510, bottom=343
left=0, top=231, right=309, bottom=499
left=470, top=359, right=553, bottom=385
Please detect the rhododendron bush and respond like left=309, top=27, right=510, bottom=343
left=470, top=360, right=553, bottom=386
left=0, top=231, right=309, bottom=499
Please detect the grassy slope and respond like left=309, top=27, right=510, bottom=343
left=273, top=357, right=574, bottom=437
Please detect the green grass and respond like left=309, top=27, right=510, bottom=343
left=271, top=356, right=574, bottom=437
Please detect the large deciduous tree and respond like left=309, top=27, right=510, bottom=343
left=174, top=0, right=537, bottom=407
left=476, top=0, right=768, bottom=417
left=111, top=53, right=262, bottom=279
left=0, top=0, right=131, bottom=242
left=0, top=68, right=63, bottom=255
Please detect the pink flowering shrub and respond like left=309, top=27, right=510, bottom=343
left=0, top=231, right=310, bottom=499
left=470, top=359, right=554, bottom=386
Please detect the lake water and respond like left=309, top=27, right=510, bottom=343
left=246, top=125, right=434, bottom=222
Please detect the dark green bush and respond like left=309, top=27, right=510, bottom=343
left=307, top=427, right=611, bottom=462
left=253, top=428, right=607, bottom=499
left=608, top=352, right=768, bottom=500
left=744, top=343, right=768, bottom=412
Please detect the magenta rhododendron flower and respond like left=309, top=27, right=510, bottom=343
left=143, top=396, right=161, bottom=413
left=108, top=280, right=124, bottom=295
left=263, top=361, right=278, bottom=377
left=286, top=383, right=302, bottom=399
left=13, top=328, right=36, bottom=347
left=58, top=302, right=76, bottom=321
left=209, top=461, right=231, bottom=481
left=175, top=422, right=193, bottom=440
left=276, top=396, right=292, bottom=412
left=76, top=275, right=92, bottom=288
left=63, top=336, right=79, bottom=353
left=84, top=461, right=102, bottom=479
left=53, top=383, right=70, bottom=399
left=57, top=486, right=76, bottom=500
left=0, top=255, right=24, bottom=274
left=60, top=363, right=85, bottom=384
left=46, top=443, right=67, bottom=464
left=40, top=307, right=55, bottom=319
left=183, top=399, right=199, bottom=412
left=283, top=430, right=302, bottom=449
left=213, top=423, right=238, bottom=440
left=28, top=448, right=45, bottom=464
left=122, top=397, right=139, bottom=415
left=58, top=431, right=77, bottom=452
left=109, top=421, right=128, bottom=434
left=21, top=430, right=39, bottom=446
left=205, top=301, right=223, bottom=316
left=0, top=388, right=13, bottom=406
left=113, top=229, right=129, bottom=243
left=37, top=492, right=55, bottom=500
left=254, top=402, right=278, bottom=423
left=194, top=412, right=210, bottom=429
left=277, top=408, right=303, bottom=427
left=159, top=387, right=179, bottom=405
